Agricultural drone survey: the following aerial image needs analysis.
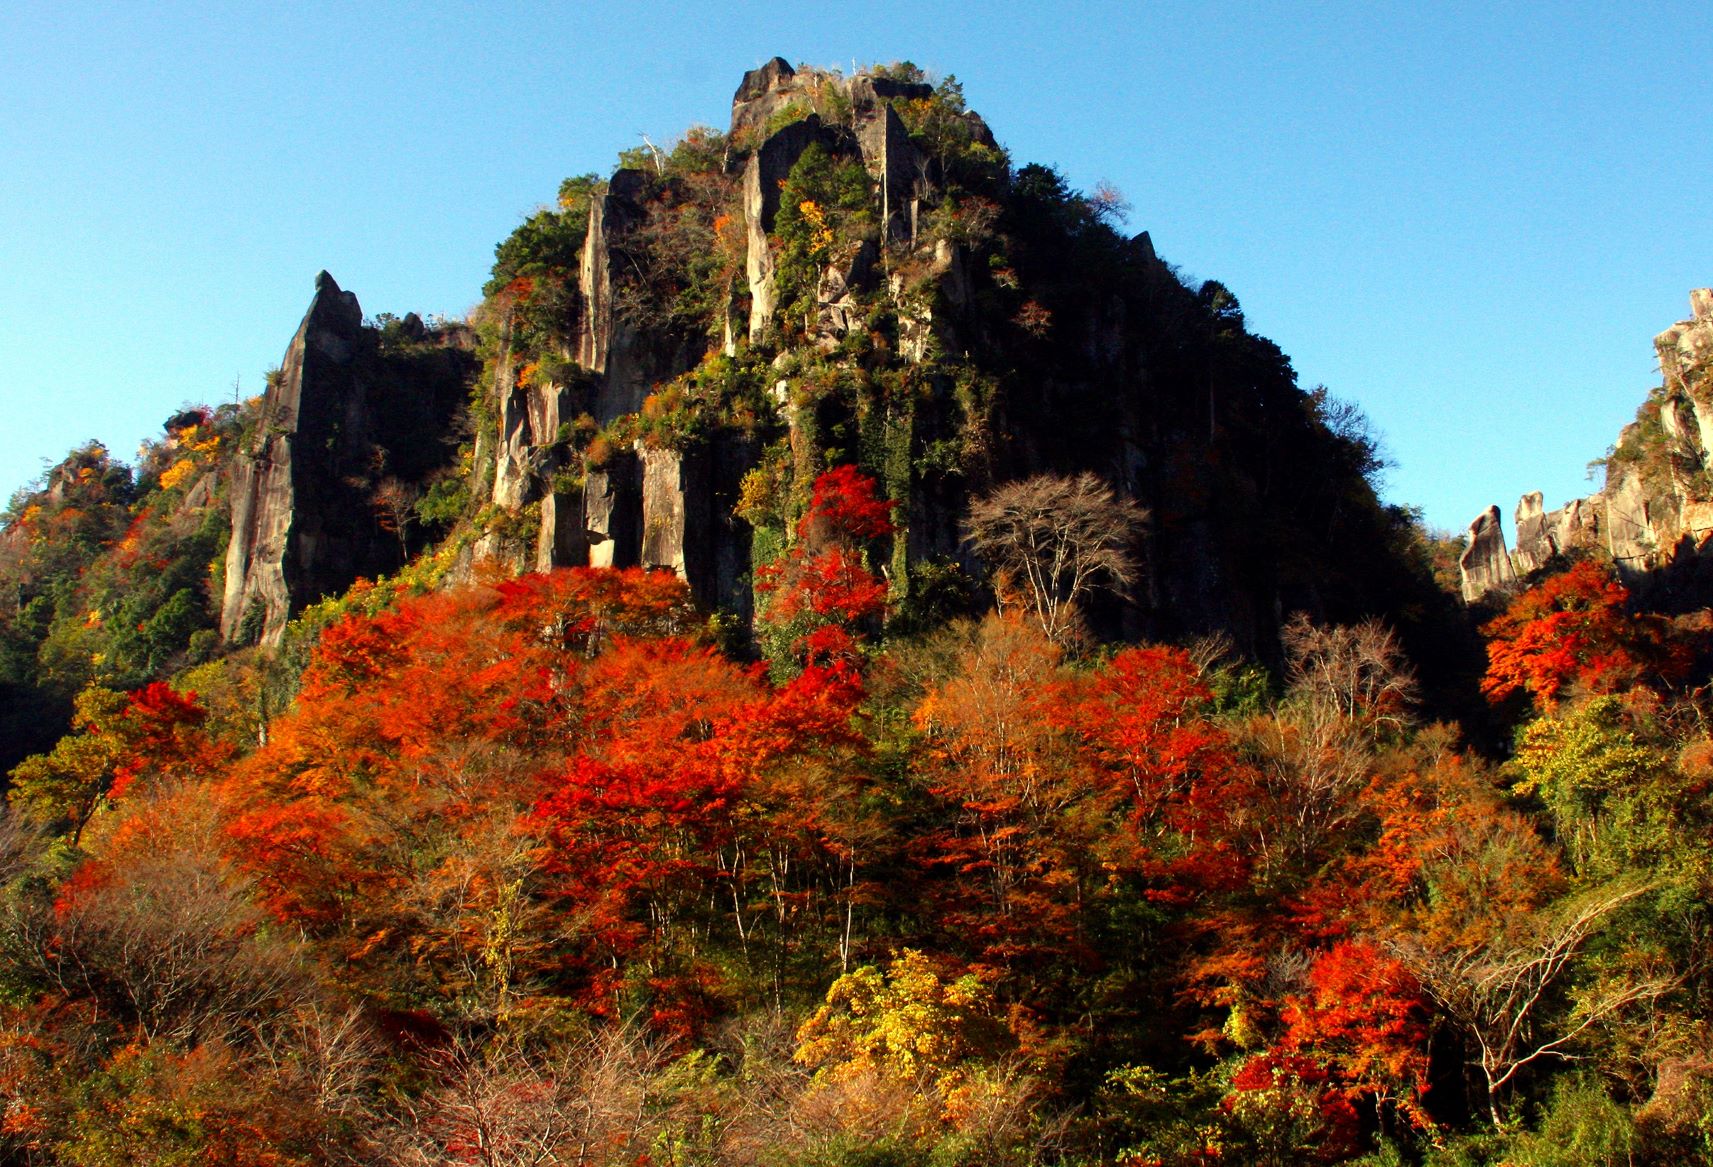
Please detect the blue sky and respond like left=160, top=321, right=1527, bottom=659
left=3, top=1, right=1709, bottom=534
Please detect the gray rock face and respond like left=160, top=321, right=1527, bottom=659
left=584, top=438, right=755, bottom=614
left=577, top=169, right=648, bottom=420
left=221, top=272, right=368, bottom=644
left=744, top=116, right=833, bottom=342
left=1603, top=457, right=1659, bottom=568
left=221, top=272, right=473, bottom=642
left=490, top=337, right=531, bottom=511
left=1458, top=505, right=1516, bottom=602
left=640, top=446, right=705, bottom=581
left=1511, top=491, right=1552, bottom=575
left=536, top=490, right=586, bottom=573
left=731, top=57, right=799, bottom=137
left=584, top=451, right=641, bottom=570
left=851, top=90, right=921, bottom=245
left=573, top=169, right=705, bottom=423
left=1656, top=288, right=1713, bottom=400
left=816, top=238, right=879, bottom=337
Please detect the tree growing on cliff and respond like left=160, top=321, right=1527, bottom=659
left=965, top=473, right=1146, bottom=645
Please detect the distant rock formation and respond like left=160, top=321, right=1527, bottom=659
left=1458, top=506, right=1515, bottom=602
left=1460, top=289, right=1713, bottom=603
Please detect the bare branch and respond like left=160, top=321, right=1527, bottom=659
left=965, top=473, right=1146, bottom=644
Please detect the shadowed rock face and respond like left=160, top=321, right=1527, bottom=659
left=234, top=62, right=1437, bottom=665
left=221, top=273, right=472, bottom=644
left=221, top=272, right=367, bottom=644
left=1461, top=289, right=1713, bottom=605
left=584, top=451, right=641, bottom=571
left=743, top=116, right=837, bottom=342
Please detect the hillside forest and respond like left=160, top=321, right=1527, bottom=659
left=1, top=59, right=1712, bottom=1167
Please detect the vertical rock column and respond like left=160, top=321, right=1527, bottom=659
left=1458, top=505, right=1516, bottom=603
left=221, top=271, right=368, bottom=644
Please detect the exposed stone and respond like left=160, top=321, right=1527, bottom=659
left=640, top=446, right=706, bottom=581
left=180, top=472, right=216, bottom=514
left=891, top=240, right=972, bottom=363
left=816, top=238, right=878, bottom=336
left=1511, top=491, right=1552, bottom=575
left=744, top=116, right=833, bottom=341
left=1460, top=291, right=1713, bottom=604
left=221, top=272, right=474, bottom=640
left=536, top=489, right=585, bottom=573
left=1657, top=289, right=1713, bottom=417
left=730, top=57, right=798, bottom=137
left=1603, top=461, right=1659, bottom=568
left=490, top=336, right=531, bottom=510
left=577, top=170, right=644, bottom=418
left=1459, top=505, right=1516, bottom=603
left=221, top=271, right=368, bottom=644
left=583, top=451, right=641, bottom=570
left=632, top=439, right=757, bottom=613
left=849, top=74, right=934, bottom=107
left=1550, top=497, right=1600, bottom=559
left=851, top=94, right=920, bottom=245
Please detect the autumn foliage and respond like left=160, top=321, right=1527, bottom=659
left=6, top=547, right=1713, bottom=1163
left=1481, top=560, right=1690, bottom=708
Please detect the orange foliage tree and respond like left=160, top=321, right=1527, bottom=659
left=1481, top=561, right=1689, bottom=709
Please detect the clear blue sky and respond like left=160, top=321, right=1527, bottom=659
left=3, top=1, right=1709, bottom=534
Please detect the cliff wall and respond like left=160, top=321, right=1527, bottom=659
left=1460, top=290, right=1713, bottom=605
left=221, top=273, right=473, bottom=644
left=229, top=60, right=1437, bottom=656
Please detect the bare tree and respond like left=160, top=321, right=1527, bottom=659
left=1281, top=613, right=1417, bottom=733
left=389, top=1028, right=669, bottom=1167
left=965, top=472, right=1146, bottom=644
left=1392, top=879, right=1672, bottom=1125
left=373, top=476, right=420, bottom=561
left=42, top=792, right=311, bottom=1044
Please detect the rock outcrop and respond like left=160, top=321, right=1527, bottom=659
left=239, top=61, right=1446, bottom=660
left=743, top=116, right=835, bottom=342
left=578, top=169, right=703, bottom=422
left=222, top=273, right=472, bottom=644
left=1459, top=506, right=1516, bottom=602
left=221, top=272, right=367, bottom=644
left=1460, top=289, right=1713, bottom=604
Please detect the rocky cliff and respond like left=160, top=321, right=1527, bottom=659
left=221, top=273, right=474, bottom=643
left=228, top=60, right=1440, bottom=656
left=1460, top=289, right=1713, bottom=604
